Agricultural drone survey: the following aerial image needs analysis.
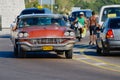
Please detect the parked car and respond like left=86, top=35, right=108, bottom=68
left=98, top=5, right=120, bottom=26
left=10, top=14, right=76, bottom=59
left=96, top=17, right=120, bottom=55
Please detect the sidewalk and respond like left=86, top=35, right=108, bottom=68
left=0, top=29, right=10, bottom=38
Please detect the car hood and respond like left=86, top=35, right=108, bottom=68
left=19, top=25, right=68, bottom=38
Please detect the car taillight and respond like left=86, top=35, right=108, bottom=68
left=106, top=29, right=114, bottom=38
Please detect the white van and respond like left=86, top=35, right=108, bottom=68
left=98, top=5, right=120, bottom=26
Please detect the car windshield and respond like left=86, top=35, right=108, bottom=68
left=72, top=11, right=92, bottom=18
left=18, top=16, right=66, bottom=28
left=102, top=7, right=120, bottom=22
left=109, top=18, right=120, bottom=28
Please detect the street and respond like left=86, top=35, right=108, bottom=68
left=0, top=32, right=120, bottom=80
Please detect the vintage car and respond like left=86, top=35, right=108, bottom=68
left=10, top=14, right=76, bottom=59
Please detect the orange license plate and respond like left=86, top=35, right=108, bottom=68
left=42, top=46, right=53, bottom=50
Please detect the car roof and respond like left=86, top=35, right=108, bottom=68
left=19, top=8, right=52, bottom=15
left=101, top=5, right=120, bottom=9
left=19, top=14, right=63, bottom=19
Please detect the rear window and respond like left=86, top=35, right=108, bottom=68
left=102, top=7, right=120, bottom=22
left=109, top=18, right=120, bottom=28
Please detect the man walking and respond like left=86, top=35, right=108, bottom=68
left=89, top=11, right=98, bottom=45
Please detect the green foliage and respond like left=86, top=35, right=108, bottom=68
left=24, top=0, right=120, bottom=13
left=25, top=0, right=39, bottom=8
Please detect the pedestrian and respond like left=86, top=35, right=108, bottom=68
left=73, top=12, right=87, bottom=41
left=89, top=11, right=98, bottom=45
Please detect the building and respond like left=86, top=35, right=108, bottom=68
left=0, top=0, right=25, bottom=34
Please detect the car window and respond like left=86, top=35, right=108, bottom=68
left=18, top=17, right=66, bottom=28
left=109, top=19, right=120, bottom=28
left=102, top=7, right=120, bottom=22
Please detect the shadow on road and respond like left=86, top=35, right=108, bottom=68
left=74, top=43, right=120, bottom=57
left=0, top=51, right=66, bottom=59
left=74, top=43, right=90, bottom=49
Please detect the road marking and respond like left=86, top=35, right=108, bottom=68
left=73, top=47, right=120, bottom=72
left=93, top=63, right=107, bottom=66
left=75, top=57, right=89, bottom=60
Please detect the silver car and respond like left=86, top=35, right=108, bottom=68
left=96, top=17, right=120, bottom=55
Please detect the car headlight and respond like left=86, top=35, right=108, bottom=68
left=70, top=32, right=75, bottom=36
left=18, top=33, right=24, bottom=38
left=18, top=32, right=29, bottom=38
left=64, top=32, right=69, bottom=36
left=24, top=32, right=29, bottom=37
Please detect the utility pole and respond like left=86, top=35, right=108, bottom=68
left=40, top=0, right=42, bottom=6
left=51, top=0, right=53, bottom=13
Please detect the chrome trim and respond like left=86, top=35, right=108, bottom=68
left=17, top=40, right=75, bottom=47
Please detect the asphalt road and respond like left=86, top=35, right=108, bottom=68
left=0, top=34, right=120, bottom=80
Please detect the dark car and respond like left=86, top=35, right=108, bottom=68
left=96, top=17, right=120, bottom=55
left=69, top=9, right=92, bottom=22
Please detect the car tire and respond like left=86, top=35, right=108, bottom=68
left=96, top=39, right=102, bottom=55
left=14, top=45, right=18, bottom=57
left=78, top=37, right=81, bottom=41
left=13, top=39, right=18, bottom=57
left=96, top=45, right=101, bottom=54
left=65, top=49, right=73, bottom=59
left=101, top=44, right=109, bottom=56
left=18, top=45, right=26, bottom=58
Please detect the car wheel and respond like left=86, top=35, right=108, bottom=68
left=96, top=39, right=102, bottom=55
left=78, top=37, right=81, bottom=41
left=96, top=45, right=101, bottom=54
left=18, top=45, right=26, bottom=58
left=14, top=44, right=18, bottom=57
left=101, top=46, right=109, bottom=56
left=65, top=49, right=73, bottom=59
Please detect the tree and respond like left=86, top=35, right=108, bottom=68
left=25, top=0, right=39, bottom=8
left=55, top=0, right=74, bottom=13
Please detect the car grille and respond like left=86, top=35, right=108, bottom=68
left=29, top=38, right=71, bottom=44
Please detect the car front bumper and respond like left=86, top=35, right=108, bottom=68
left=17, top=40, right=75, bottom=51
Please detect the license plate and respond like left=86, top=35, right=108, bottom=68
left=42, top=46, right=53, bottom=50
